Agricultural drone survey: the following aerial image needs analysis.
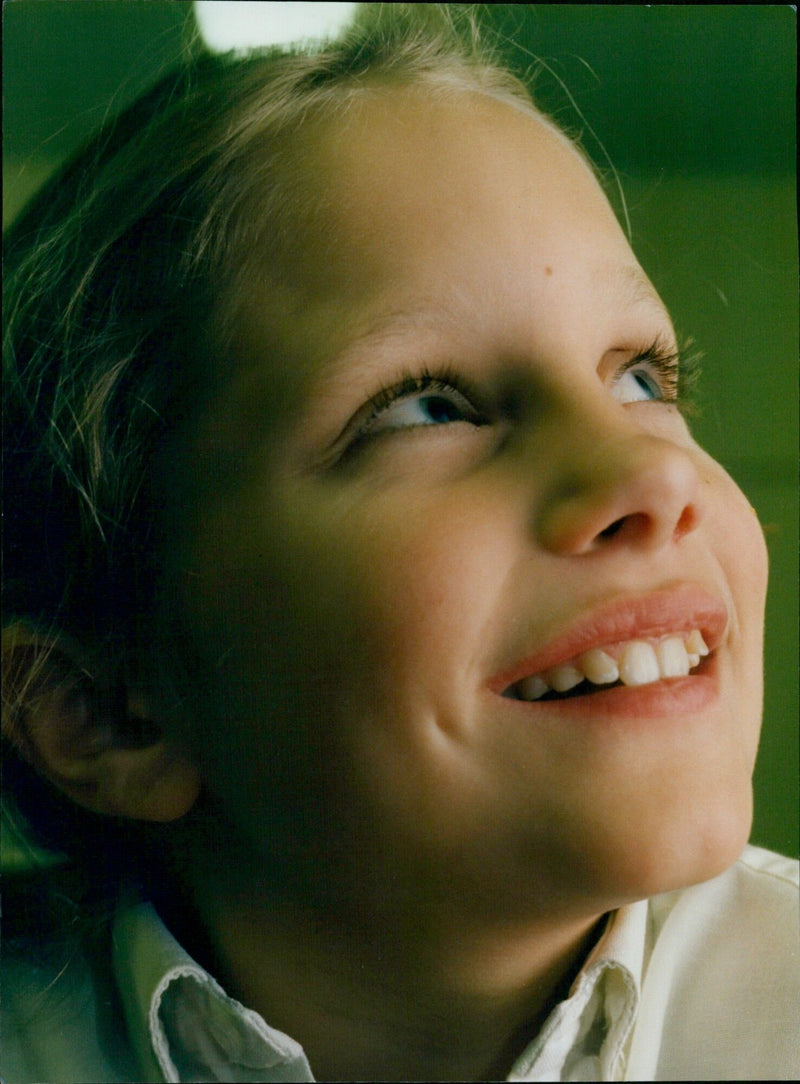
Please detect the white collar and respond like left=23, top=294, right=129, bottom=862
left=508, top=901, right=647, bottom=1081
left=112, top=894, right=647, bottom=1083
left=113, top=896, right=313, bottom=1082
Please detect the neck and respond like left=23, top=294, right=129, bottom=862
left=174, top=867, right=604, bottom=1081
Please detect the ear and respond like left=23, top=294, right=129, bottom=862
left=2, top=624, right=201, bottom=822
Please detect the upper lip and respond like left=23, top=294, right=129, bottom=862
left=486, top=584, right=729, bottom=694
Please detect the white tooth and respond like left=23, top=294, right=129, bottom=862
left=545, top=664, right=584, bottom=693
left=656, top=636, right=690, bottom=677
left=687, top=653, right=700, bottom=668
left=579, top=648, right=619, bottom=685
left=685, top=630, right=710, bottom=657
left=619, top=641, right=660, bottom=687
left=517, top=675, right=549, bottom=701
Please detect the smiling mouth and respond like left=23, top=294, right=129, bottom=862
left=503, top=630, right=710, bottom=702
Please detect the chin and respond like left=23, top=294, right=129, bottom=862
left=597, top=787, right=754, bottom=905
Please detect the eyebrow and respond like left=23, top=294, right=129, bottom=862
left=357, top=266, right=669, bottom=332
left=316, top=265, right=673, bottom=397
left=345, top=303, right=461, bottom=352
left=321, top=301, right=464, bottom=383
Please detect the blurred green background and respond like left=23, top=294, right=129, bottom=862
left=3, top=3, right=797, bottom=857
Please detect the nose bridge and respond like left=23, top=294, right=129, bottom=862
left=532, top=396, right=703, bottom=556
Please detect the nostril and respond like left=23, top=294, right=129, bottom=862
left=674, top=504, right=699, bottom=541
left=596, top=512, right=653, bottom=548
left=596, top=505, right=697, bottom=549
left=598, top=517, right=626, bottom=541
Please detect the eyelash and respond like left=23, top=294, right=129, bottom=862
left=342, top=339, right=703, bottom=456
left=618, top=335, right=704, bottom=410
left=361, top=366, right=483, bottom=422
left=338, top=365, right=486, bottom=456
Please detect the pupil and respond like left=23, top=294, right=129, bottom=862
left=423, top=396, right=460, bottom=423
left=634, top=372, right=657, bottom=399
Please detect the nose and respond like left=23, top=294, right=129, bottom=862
left=534, top=419, right=704, bottom=557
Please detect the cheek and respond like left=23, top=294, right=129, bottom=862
left=704, top=455, right=768, bottom=624
left=180, top=476, right=523, bottom=818
left=180, top=476, right=514, bottom=706
left=174, top=478, right=524, bottom=875
left=324, top=490, right=518, bottom=697
left=700, top=454, right=768, bottom=753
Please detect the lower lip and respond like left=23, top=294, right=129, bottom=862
left=499, top=656, right=719, bottom=721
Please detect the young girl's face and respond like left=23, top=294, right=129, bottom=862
left=172, top=88, right=767, bottom=922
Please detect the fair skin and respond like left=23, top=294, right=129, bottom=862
left=15, top=85, right=768, bottom=1080
left=152, top=86, right=768, bottom=1079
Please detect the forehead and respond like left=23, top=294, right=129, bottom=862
left=271, top=86, right=624, bottom=296
left=225, top=87, right=658, bottom=366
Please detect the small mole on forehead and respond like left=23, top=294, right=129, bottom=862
left=544, top=266, right=553, bottom=276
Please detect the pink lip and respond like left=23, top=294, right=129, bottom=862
left=487, top=584, right=729, bottom=695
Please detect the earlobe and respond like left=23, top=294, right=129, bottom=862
left=2, top=625, right=201, bottom=823
left=87, top=736, right=202, bottom=822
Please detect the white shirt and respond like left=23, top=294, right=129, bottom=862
left=2, top=845, right=798, bottom=1082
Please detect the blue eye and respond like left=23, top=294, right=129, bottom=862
left=611, top=342, right=684, bottom=405
left=612, top=365, right=664, bottom=404
left=359, top=378, right=484, bottom=438
left=369, top=389, right=473, bottom=431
